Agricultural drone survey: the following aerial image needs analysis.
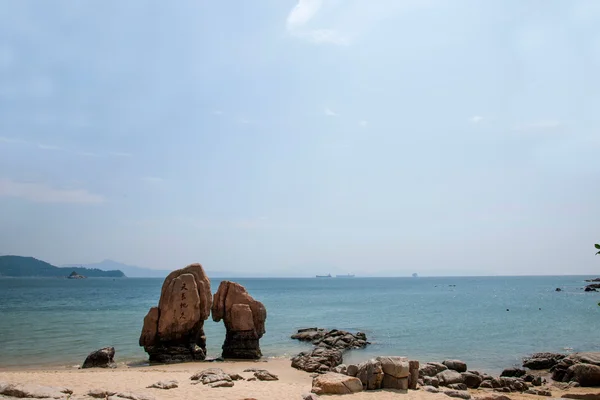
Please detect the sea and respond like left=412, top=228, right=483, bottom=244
left=1, top=276, right=599, bottom=373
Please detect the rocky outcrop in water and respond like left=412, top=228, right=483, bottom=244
left=139, top=263, right=212, bottom=363
left=290, top=328, right=369, bottom=373
left=212, top=281, right=267, bottom=359
left=82, top=347, right=116, bottom=369
left=291, top=328, right=369, bottom=350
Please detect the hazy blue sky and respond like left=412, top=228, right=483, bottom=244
left=0, top=0, right=599, bottom=276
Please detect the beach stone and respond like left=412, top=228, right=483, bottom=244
left=254, top=370, right=278, bottom=381
left=409, top=360, right=420, bottom=390
left=437, top=369, right=465, bottom=386
left=479, top=381, right=493, bottom=389
left=303, top=393, right=320, bottom=400
left=374, top=356, right=410, bottom=390
left=524, top=353, right=566, bottom=370
left=444, top=389, right=472, bottom=399
left=474, top=395, right=512, bottom=400
left=443, top=360, right=468, bottom=373
left=332, top=364, right=347, bottom=374
left=146, top=380, right=178, bottom=389
left=212, top=281, right=267, bottom=359
left=524, top=389, right=552, bottom=396
left=311, top=373, right=363, bottom=395
left=447, top=383, right=468, bottom=391
left=0, top=383, right=72, bottom=399
left=564, top=363, right=600, bottom=386
left=424, top=376, right=440, bottom=387
left=209, top=381, right=234, bottom=388
left=423, top=385, right=440, bottom=393
left=501, top=368, right=526, bottom=378
left=82, top=347, right=116, bottom=369
left=292, top=328, right=369, bottom=351
left=291, top=347, right=343, bottom=373
left=229, top=373, right=244, bottom=381
left=114, top=392, right=155, bottom=400
left=462, top=372, right=483, bottom=388
left=292, top=328, right=327, bottom=342
left=532, top=376, right=543, bottom=386
left=347, top=364, right=359, bottom=377
left=420, top=362, right=448, bottom=377
left=88, top=389, right=117, bottom=398
left=140, top=263, right=212, bottom=363
left=356, top=359, right=384, bottom=390
left=562, top=394, right=600, bottom=400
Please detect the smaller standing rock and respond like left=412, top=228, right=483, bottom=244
left=347, top=364, right=359, bottom=377
left=146, top=380, right=178, bottom=390
left=82, top=347, right=116, bottom=369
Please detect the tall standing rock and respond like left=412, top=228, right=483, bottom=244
left=139, top=263, right=212, bottom=363
left=212, top=281, right=266, bottom=359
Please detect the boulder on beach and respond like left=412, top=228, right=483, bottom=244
left=82, top=347, right=116, bottom=369
left=212, top=281, right=266, bottom=359
left=311, top=373, right=363, bottom=395
left=437, top=369, right=465, bottom=386
left=376, top=356, right=410, bottom=390
left=291, top=347, right=343, bottom=373
left=356, top=359, right=384, bottom=390
left=420, top=362, right=448, bottom=377
left=500, top=367, right=526, bottom=378
left=461, top=372, right=483, bottom=389
left=523, top=352, right=566, bottom=370
left=552, top=352, right=600, bottom=384
left=139, top=263, right=212, bottom=363
left=443, top=360, right=468, bottom=373
left=564, top=363, right=600, bottom=387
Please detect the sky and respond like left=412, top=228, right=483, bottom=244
left=0, top=0, right=599, bottom=277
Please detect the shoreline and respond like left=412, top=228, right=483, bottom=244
left=2, top=358, right=600, bottom=400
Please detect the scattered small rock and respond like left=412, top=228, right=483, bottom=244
left=444, top=389, right=472, bottom=399
left=524, top=389, right=552, bottom=396
left=0, top=383, right=73, bottom=399
left=88, top=389, right=118, bottom=398
left=500, top=368, right=526, bottom=378
left=303, top=393, right=320, bottom=400
left=562, top=393, right=600, bottom=400
left=422, top=385, right=440, bottom=393
left=254, top=370, right=279, bottom=381
left=443, top=360, right=468, bottom=373
left=146, top=380, right=178, bottom=390
left=209, top=381, right=234, bottom=388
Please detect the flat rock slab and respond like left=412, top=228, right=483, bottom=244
left=0, top=383, right=72, bottom=399
left=209, top=381, right=234, bottom=388
left=562, top=394, right=600, bottom=400
left=146, top=380, right=178, bottom=390
left=444, top=389, right=472, bottom=399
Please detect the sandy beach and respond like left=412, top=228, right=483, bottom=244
left=1, top=359, right=599, bottom=400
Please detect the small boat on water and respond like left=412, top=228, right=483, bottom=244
left=316, top=273, right=332, bottom=278
left=336, top=274, right=355, bottom=278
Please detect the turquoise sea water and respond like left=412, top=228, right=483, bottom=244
left=1, top=276, right=599, bottom=373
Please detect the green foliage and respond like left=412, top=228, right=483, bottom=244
left=596, top=243, right=600, bottom=255
left=0, top=256, right=125, bottom=278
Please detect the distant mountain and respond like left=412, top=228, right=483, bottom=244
left=62, top=259, right=171, bottom=278
left=0, top=256, right=125, bottom=278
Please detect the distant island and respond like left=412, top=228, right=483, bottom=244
left=67, top=271, right=86, bottom=279
left=0, top=256, right=125, bottom=278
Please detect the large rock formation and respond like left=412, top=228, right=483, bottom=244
left=139, top=263, right=212, bottom=363
left=212, top=281, right=267, bottom=359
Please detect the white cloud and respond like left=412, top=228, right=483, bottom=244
left=469, top=116, right=484, bottom=124
left=286, top=0, right=323, bottom=30
left=0, top=179, right=104, bottom=204
left=286, top=0, right=349, bottom=45
left=359, top=120, right=368, bottom=127
left=324, top=108, right=338, bottom=117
